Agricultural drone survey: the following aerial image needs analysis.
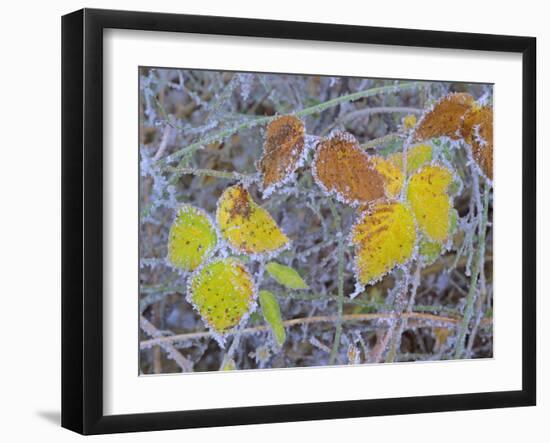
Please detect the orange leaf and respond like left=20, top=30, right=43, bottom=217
left=312, top=132, right=385, bottom=205
left=413, top=93, right=474, bottom=142
left=461, top=106, right=493, bottom=180
left=258, top=115, right=305, bottom=191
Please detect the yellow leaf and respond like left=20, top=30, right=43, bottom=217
left=167, top=205, right=217, bottom=272
left=258, top=115, right=306, bottom=191
left=388, top=144, right=433, bottom=175
left=351, top=201, right=416, bottom=285
left=402, top=114, right=417, bottom=130
left=407, top=165, right=453, bottom=242
left=189, top=258, right=255, bottom=334
left=371, top=156, right=404, bottom=198
left=312, top=131, right=386, bottom=205
left=216, top=185, right=289, bottom=255
left=413, top=93, right=474, bottom=142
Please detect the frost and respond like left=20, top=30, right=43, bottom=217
left=139, top=68, right=494, bottom=373
left=237, top=73, right=255, bottom=102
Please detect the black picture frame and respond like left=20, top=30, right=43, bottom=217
left=61, top=8, right=537, bottom=435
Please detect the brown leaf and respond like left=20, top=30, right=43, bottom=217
left=312, top=132, right=385, bottom=205
left=461, top=106, right=493, bottom=180
left=258, top=115, right=305, bottom=191
left=413, top=93, right=474, bottom=142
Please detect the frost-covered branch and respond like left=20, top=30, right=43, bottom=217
left=139, top=315, right=193, bottom=372
left=454, top=176, right=490, bottom=358
left=156, top=82, right=425, bottom=168
left=140, top=312, right=491, bottom=350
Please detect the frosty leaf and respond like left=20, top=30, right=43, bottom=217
left=407, top=165, right=453, bottom=242
left=461, top=106, right=493, bottom=180
left=259, top=290, right=286, bottom=346
left=388, top=144, right=433, bottom=175
left=351, top=201, right=416, bottom=285
left=266, top=261, right=309, bottom=289
left=413, top=93, right=474, bottom=142
left=312, top=131, right=385, bottom=205
left=216, top=185, right=289, bottom=255
left=188, top=258, right=255, bottom=334
left=167, top=205, right=217, bottom=271
left=418, top=238, right=443, bottom=265
left=371, top=156, right=404, bottom=198
left=258, top=115, right=306, bottom=191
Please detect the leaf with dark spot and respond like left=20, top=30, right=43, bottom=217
left=189, top=258, right=255, bottom=334
left=216, top=185, right=289, bottom=255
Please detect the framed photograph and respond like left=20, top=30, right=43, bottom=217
left=61, top=8, right=536, bottom=435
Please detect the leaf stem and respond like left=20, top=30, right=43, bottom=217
left=164, top=166, right=255, bottom=181
left=328, top=201, right=345, bottom=365
left=454, top=179, right=490, bottom=358
left=328, top=239, right=346, bottom=365
left=156, top=82, right=424, bottom=168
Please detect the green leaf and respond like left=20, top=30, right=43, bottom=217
left=168, top=205, right=217, bottom=272
left=259, top=290, right=286, bottom=346
left=265, top=262, right=309, bottom=289
left=418, top=238, right=443, bottom=265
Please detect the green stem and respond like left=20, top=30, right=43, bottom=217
left=361, top=133, right=404, bottom=150
left=386, top=262, right=422, bottom=362
left=139, top=283, right=462, bottom=317
left=328, top=201, right=345, bottom=365
left=454, top=181, right=490, bottom=358
left=157, top=82, right=424, bottom=168
left=164, top=166, right=255, bottom=181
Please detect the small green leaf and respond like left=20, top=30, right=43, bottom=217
left=265, top=262, right=309, bottom=289
left=259, top=290, right=286, bottom=347
left=418, top=238, right=443, bottom=265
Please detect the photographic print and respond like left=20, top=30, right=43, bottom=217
left=139, top=68, right=493, bottom=374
